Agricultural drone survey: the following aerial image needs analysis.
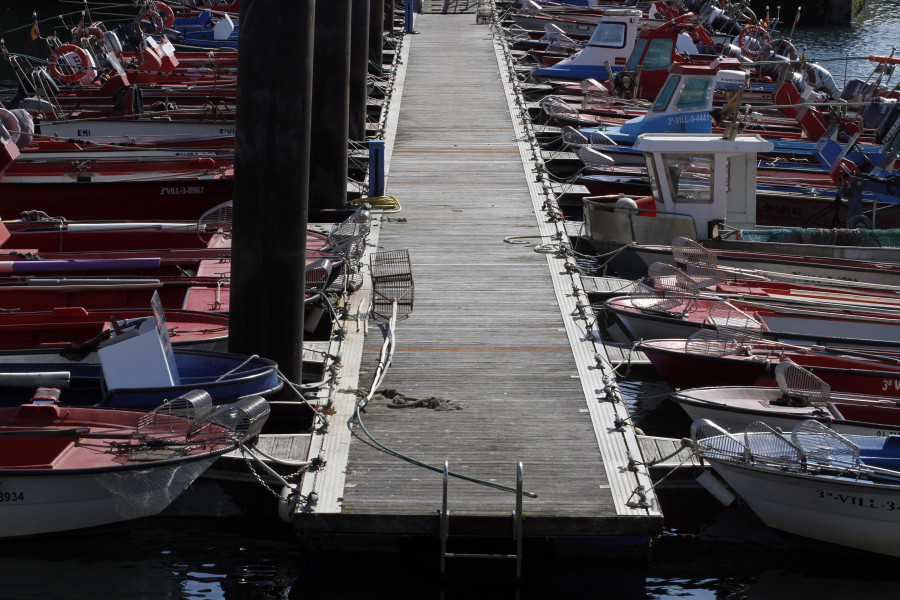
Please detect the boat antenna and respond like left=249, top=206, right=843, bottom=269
left=788, top=6, right=801, bottom=39
left=82, top=0, right=92, bottom=26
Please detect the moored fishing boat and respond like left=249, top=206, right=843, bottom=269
left=673, top=361, right=900, bottom=435
left=0, top=300, right=282, bottom=409
left=638, top=334, right=900, bottom=397
left=692, top=417, right=900, bottom=558
left=0, top=388, right=269, bottom=537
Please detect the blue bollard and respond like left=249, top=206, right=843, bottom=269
left=368, top=139, right=385, bottom=197
left=404, top=0, right=416, bottom=33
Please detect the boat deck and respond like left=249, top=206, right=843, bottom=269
left=292, top=12, right=662, bottom=549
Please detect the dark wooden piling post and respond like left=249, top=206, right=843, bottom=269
left=309, top=0, right=352, bottom=212
left=349, top=1, right=370, bottom=142
left=230, top=0, right=314, bottom=389
left=369, top=0, right=384, bottom=74
left=384, top=0, right=395, bottom=32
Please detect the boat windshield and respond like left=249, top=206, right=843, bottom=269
left=676, top=78, right=711, bottom=109
left=639, top=38, right=674, bottom=71
left=652, top=76, right=680, bottom=112
left=624, top=38, right=648, bottom=70
left=589, top=22, right=627, bottom=48
left=661, top=153, right=714, bottom=204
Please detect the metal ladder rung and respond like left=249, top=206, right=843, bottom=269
left=439, top=460, right=525, bottom=580
left=445, top=552, right=518, bottom=560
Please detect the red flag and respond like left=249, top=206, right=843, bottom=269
left=29, top=22, right=40, bottom=42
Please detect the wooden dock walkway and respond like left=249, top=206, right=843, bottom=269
left=292, top=11, right=662, bottom=552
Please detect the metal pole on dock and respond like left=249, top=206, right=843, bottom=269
left=309, top=0, right=352, bottom=211
left=230, top=0, right=314, bottom=390
left=349, top=1, right=371, bottom=141
left=369, top=0, right=384, bottom=74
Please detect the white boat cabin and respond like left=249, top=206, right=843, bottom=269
left=583, top=133, right=774, bottom=243
left=533, top=8, right=643, bottom=82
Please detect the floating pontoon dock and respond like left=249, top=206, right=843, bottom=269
left=289, top=8, right=663, bottom=557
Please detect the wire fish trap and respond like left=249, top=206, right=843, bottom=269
left=684, top=328, right=747, bottom=357
left=137, top=390, right=271, bottom=442
left=370, top=249, right=414, bottom=321
left=671, top=236, right=718, bottom=269
left=628, top=281, right=692, bottom=313
left=560, top=125, right=591, bottom=147
left=198, top=200, right=233, bottom=230
left=138, top=389, right=214, bottom=432
left=575, top=144, right=615, bottom=170
left=706, top=300, right=763, bottom=339
left=326, top=206, right=373, bottom=270
left=774, top=361, right=831, bottom=407
left=646, top=262, right=702, bottom=295
left=199, top=395, right=271, bottom=441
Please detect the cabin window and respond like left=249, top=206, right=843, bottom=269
left=661, top=153, right=714, bottom=204
left=675, top=79, right=711, bottom=110
left=641, top=38, right=674, bottom=71
left=652, top=76, right=680, bottom=112
left=589, top=22, right=627, bottom=48
left=624, top=38, right=647, bottom=71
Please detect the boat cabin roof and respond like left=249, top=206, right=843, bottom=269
left=633, top=133, right=774, bottom=154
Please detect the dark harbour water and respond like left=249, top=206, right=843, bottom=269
left=2, top=1, right=900, bottom=598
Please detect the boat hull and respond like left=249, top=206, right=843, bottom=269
left=0, top=453, right=221, bottom=537
left=674, top=386, right=900, bottom=437
left=705, top=459, right=900, bottom=557
left=640, top=340, right=900, bottom=398
left=0, top=349, right=282, bottom=409
left=0, top=179, right=233, bottom=221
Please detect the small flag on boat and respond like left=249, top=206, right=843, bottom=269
left=762, top=6, right=769, bottom=28
left=29, top=12, right=40, bottom=42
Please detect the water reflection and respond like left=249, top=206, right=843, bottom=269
left=0, top=481, right=302, bottom=600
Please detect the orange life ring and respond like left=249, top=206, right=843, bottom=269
left=154, top=2, right=176, bottom=29
left=49, top=43, right=92, bottom=84
left=735, top=24, right=771, bottom=59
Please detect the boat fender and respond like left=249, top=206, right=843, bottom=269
left=721, top=43, right=743, bottom=60
left=0, top=108, right=20, bottom=145
left=694, top=467, right=736, bottom=506
left=49, top=44, right=93, bottom=85
left=614, top=196, right=639, bottom=213
left=278, top=485, right=300, bottom=522
left=10, top=108, right=34, bottom=148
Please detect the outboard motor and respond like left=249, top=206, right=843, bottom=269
left=863, top=96, right=897, bottom=131
left=875, top=102, right=900, bottom=145
left=841, top=78, right=876, bottom=102
left=708, top=9, right=742, bottom=36
left=803, top=63, right=840, bottom=99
